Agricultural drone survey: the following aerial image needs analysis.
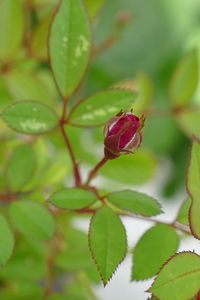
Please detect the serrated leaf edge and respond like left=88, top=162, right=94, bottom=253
left=175, top=197, right=191, bottom=226
left=106, top=189, right=163, bottom=217
left=88, top=206, right=127, bottom=286
left=147, top=251, right=200, bottom=298
left=186, top=140, right=200, bottom=240
left=130, top=224, right=179, bottom=282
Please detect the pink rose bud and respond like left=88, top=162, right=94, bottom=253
left=104, top=111, right=145, bottom=159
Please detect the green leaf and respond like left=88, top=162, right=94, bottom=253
left=149, top=252, right=200, bottom=300
left=30, top=13, right=52, bottom=60
left=4, top=70, right=55, bottom=104
left=176, top=198, right=192, bottom=226
left=21, top=138, right=50, bottom=191
left=41, top=159, right=67, bottom=186
left=130, top=73, right=154, bottom=115
left=1, top=101, right=59, bottom=134
left=0, top=214, right=14, bottom=265
left=9, top=201, right=55, bottom=240
left=56, top=228, right=96, bottom=270
left=107, top=190, right=162, bottom=216
left=176, top=109, right=200, bottom=140
left=37, top=70, right=59, bottom=103
left=0, top=234, right=46, bottom=281
left=132, top=224, right=179, bottom=280
left=187, top=141, right=200, bottom=239
left=70, top=273, right=99, bottom=300
left=84, top=0, right=107, bottom=19
left=56, top=227, right=100, bottom=283
left=49, top=295, right=66, bottom=300
left=0, top=75, right=12, bottom=110
left=0, top=250, right=46, bottom=281
left=7, top=144, right=36, bottom=192
left=1, top=280, right=43, bottom=299
left=49, top=0, right=91, bottom=97
left=89, top=205, right=127, bottom=285
left=170, top=50, right=198, bottom=107
left=101, top=150, right=156, bottom=185
left=0, top=0, right=24, bottom=59
left=49, top=188, right=97, bottom=210
left=69, top=89, right=137, bottom=126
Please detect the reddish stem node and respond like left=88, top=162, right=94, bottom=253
left=76, top=208, right=96, bottom=214
left=0, top=193, right=17, bottom=202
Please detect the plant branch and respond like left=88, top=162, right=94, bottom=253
left=85, top=156, right=108, bottom=185
left=60, top=123, right=81, bottom=186
left=43, top=257, right=54, bottom=297
left=120, top=211, right=191, bottom=235
left=0, top=193, right=17, bottom=202
left=73, top=203, right=191, bottom=235
left=60, top=97, right=81, bottom=186
left=92, top=34, right=117, bottom=58
left=43, top=232, right=62, bottom=298
left=75, top=208, right=96, bottom=214
left=91, top=11, right=132, bottom=58
left=145, top=105, right=200, bottom=118
left=106, top=201, right=191, bottom=234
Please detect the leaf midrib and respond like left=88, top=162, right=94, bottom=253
left=152, top=267, right=200, bottom=291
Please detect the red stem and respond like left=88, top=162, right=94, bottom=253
left=43, top=257, right=54, bottom=297
left=76, top=208, right=96, bottom=214
left=0, top=194, right=17, bottom=202
left=60, top=98, right=81, bottom=186
left=118, top=212, right=191, bottom=235
left=65, top=205, right=191, bottom=235
left=60, top=123, right=81, bottom=186
left=92, top=34, right=117, bottom=58
left=86, top=156, right=108, bottom=185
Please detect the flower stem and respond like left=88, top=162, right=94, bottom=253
left=85, top=156, right=108, bottom=185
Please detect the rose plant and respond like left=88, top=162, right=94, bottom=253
left=0, top=0, right=200, bottom=300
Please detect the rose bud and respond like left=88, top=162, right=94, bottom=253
left=104, top=111, right=145, bottom=160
